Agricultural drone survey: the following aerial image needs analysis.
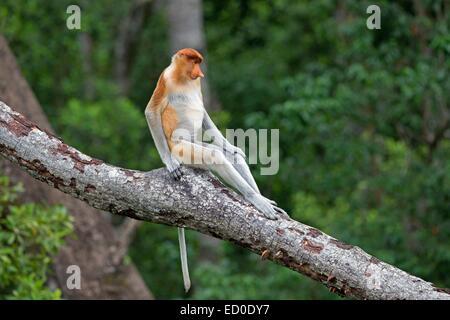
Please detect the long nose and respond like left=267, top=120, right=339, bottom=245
left=192, top=64, right=204, bottom=79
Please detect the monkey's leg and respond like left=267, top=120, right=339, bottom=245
left=225, top=151, right=286, bottom=215
left=198, top=143, right=259, bottom=193
left=226, top=151, right=261, bottom=192
left=202, top=143, right=280, bottom=207
left=172, top=141, right=280, bottom=219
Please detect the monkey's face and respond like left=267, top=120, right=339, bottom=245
left=173, top=48, right=204, bottom=81
left=177, top=56, right=204, bottom=81
left=188, top=59, right=204, bottom=80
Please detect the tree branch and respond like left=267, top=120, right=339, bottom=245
left=0, top=101, right=448, bottom=300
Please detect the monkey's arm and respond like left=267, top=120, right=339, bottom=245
left=202, top=110, right=246, bottom=158
left=145, top=105, right=182, bottom=179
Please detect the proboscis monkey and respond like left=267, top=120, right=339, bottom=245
left=145, top=48, right=287, bottom=292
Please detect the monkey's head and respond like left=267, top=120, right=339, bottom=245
left=172, top=48, right=204, bottom=81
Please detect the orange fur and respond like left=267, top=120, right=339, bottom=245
left=172, top=142, right=202, bottom=164
left=176, top=48, right=203, bottom=63
left=161, top=105, right=178, bottom=150
left=149, top=72, right=166, bottom=111
left=146, top=48, right=204, bottom=152
left=172, top=59, right=188, bottom=84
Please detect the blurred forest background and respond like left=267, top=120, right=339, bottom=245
left=0, top=0, right=449, bottom=299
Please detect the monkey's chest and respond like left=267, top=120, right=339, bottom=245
left=168, top=93, right=204, bottom=138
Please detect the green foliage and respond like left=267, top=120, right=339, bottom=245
left=191, top=246, right=337, bottom=300
left=193, top=0, right=449, bottom=298
left=0, top=0, right=83, bottom=119
left=56, top=98, right=160, bottom=170
left=0, top=176, right=73, bottom=299
left=241, top=0, right=450, bottom=294
left=204, top=0, right=339, bottom=119
left=127, top=11, right=170, bottom=108
left=2, top=0, right=449, bottom=299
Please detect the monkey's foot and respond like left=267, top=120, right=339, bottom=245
left=273, top=205, right=289, bottom=218
left=261, top=195, right=277, bottom=206
left=259, top=195, right=289, bottom=219
left=247, top=193, right=280, bottom=220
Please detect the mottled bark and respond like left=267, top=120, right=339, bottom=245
left=0, top=101, right=449, bottom=300
left=0, top=35, right=152, bottom=299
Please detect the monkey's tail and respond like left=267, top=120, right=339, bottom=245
left=178, top=227, right=191, bottom=292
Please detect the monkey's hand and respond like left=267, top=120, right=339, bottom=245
left=165, top=157, right=183, bottom=180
